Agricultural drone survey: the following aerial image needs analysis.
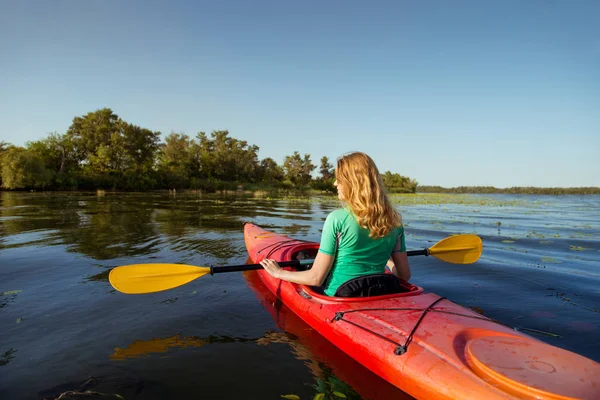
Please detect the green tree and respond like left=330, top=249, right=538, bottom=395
left=26, top=132, right=79, bottom=189
left=66, top=108, right=121, bottom=163
left=0, top=141, right=8, bottom=187
left=1, top=147, right=53, bottom=189
left=319, top=156, right=334, bottom=180
left=159, top=133, right=192, bottom=174
left=64, top=108, right=161, bottom=189
left=311, top=156, right=335, bottom=192
left=122, top=123, right=161, bottom=171
left=157, top=133, right=194, bottom=188
left=190, top=130, right=260, bottom=182
left=191, top=131, right=213, bottom=179
left=381, top=171, right=418, bottom=193
left=258, top=157, right=284, bottom=183
left=283, top=151, right=316, bottom=185
left=27, top=132, right=75, bottom=175
left=210, top=130, right=260, bottom=181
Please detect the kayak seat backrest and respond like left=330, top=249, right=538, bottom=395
left=334, top=274, right=409, bottom=298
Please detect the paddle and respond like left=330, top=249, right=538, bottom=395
left=109, top=234, right=482, bottom=294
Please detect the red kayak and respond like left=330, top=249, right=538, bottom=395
left=244, top=222, right=600, bottom=400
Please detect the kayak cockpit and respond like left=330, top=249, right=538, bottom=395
left=289, top=248, right=424, bottom=302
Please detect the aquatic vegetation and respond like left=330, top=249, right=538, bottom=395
left=546, top=290, right=600, bottom=313
left=311, top=375, right=357, bottom=400
left=540, top=257, right=560, bottom=264
left=571, top=232, right=592, bottom=238
left=513, top=327, right=562, bottom=338
left=506, top=246, right=528, bottom=253
left=39, top=377, right=125, bottom=400
left=569, top=245, right=587, bottom=251
left=526, top=231, right=547, bottom=239
left=0, top=348, right=16, bottom=366
left=388, top=193, right=529, bottom=207
left=0, top=290, right=22, bottom=309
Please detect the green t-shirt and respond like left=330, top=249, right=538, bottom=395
left=318, top=207, right=406, bottom=296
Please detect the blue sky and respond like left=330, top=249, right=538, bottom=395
left=1, top=0, right=598, bottom=188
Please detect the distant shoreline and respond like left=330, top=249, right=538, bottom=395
left=416, top=186, right=600, bottom=195
left=2, top=186, right=599, bottom=195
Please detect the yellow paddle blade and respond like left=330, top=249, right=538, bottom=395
left=428, top=234, right=482, bottom=264
left=109, top=264, right=211, bottom=294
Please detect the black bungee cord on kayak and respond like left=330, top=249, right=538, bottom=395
left=332, top=302, right=549, bottom=354
left=333, top=297, right=446, bottom=355
left=332, top=299, right=510, bottom=355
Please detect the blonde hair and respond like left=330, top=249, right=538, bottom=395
left=336, top=152, right=402, bottom=238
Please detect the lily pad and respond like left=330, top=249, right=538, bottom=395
left=540, top=257, right=560, bottom=264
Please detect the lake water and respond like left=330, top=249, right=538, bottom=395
left=1, top=192, right=599, bottom=400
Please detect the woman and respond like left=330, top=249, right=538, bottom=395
left=260, top=152, right=411, bottom=296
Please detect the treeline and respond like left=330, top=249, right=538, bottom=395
left=0, top=108, right=417, bottom=193
left=418, top=186, right=600, bottom=195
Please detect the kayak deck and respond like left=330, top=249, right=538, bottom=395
left=244, top=222, right=600, bottom=400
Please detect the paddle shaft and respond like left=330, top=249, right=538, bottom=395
left=211, top=250, right=430, bottom=274
left=210, top=259, right=312, bottom=274
left=407, top=249, right=429, bottom=257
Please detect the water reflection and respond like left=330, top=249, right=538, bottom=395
left=0, top=192, right=249, bottom=260
left=61, top=199, right=161, bottom=260
left=243, top=270, right=415, bottom=400
left=0, top=348, right=16, bottom=366
left=110, top=334, right=258, bottom=360
left=85, top=268, right=110, bottom=283
left=279, top=223, right=312, bottom=236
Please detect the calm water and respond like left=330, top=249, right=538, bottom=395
left=1, top=192, right=599, bottom=400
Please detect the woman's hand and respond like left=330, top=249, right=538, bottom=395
left=259, top=259, right=282, bottom=279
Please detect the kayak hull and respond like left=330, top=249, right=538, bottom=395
left=244, top=222, right=600, bottom=400
left=244, top=270, right=415, bottom=400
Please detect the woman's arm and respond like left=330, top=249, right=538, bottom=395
left=259, top=251, right=334, bottom=286
left=389, top=251, right=411, bottom=281
left=388, top=227, right=411, bottom=281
